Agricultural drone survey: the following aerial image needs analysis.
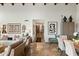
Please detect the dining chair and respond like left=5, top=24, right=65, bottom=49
left=57, top=35, right=67, bottom=55
left=63, top=40, right=77, bottom=56
left=2, top=35, right=8, bottom=40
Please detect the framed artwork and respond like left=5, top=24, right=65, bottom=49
left=2, top=25, right=7, bottom=34
left=22, top=25, right=26, bottom=33
left=0, top=31, right=1, bottom=38
left=48, top=21, right=58, bottom=35
left=7, top=23, right=21, bottom=34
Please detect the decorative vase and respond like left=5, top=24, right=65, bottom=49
left=63, top=16, right=67, bottom=22
left=69, top=16, right=73, bottom=22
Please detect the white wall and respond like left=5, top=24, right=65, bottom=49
left=0, top=3, right=77, bottom=42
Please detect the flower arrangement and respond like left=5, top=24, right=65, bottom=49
left=73, top=32, right=79, bottom=40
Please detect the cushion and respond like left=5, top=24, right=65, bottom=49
left=4, top=46, right=11, bottom=56
left=0, top=52, right=4, bottom=56
left=10, top=49, right=14, bottom=56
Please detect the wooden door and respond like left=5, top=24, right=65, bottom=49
left=68, top=22, right=74, bottom=35
left=33, top=20, right=44, bottom=42
left=36, top=24, right=44, bottom=42
left=63, top=22, right=69, bottom=35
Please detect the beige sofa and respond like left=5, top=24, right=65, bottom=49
left=14, top=41, right=26, bottom=56
left=10, top=37, right=32, bottom=56
left=10, top=40, right=23, bottom=49
left=10, top=40, right=24, bottom=56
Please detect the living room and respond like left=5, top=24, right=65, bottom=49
left=0, top=3, right=79, bottom=56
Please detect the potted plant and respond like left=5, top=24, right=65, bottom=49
left=73, top=32, right=79, bottom=40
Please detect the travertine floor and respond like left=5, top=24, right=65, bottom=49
left=29, top=42, right=61, bottom=56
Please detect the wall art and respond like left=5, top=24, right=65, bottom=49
left=7, top=23, right=21, bottom=34
left=2, top=25, right=7, bottom=34
left=48, top=21, right=58, bottom=35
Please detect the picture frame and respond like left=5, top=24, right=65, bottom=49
left=48, top=21, right=58, bottom=35
left=22, top=25, right=26, bottom=33
left=2, top=25, right=7, bottom=34
left=7, top=23, right=21, bottom=34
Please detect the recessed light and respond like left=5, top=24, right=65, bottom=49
left=24, top=20, right=29, bottom=21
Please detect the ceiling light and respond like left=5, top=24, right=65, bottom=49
left=65, top=3, right=68, bottom=5
left=22, top=3, right=25, bottom=6
left=33, top=3, right=35, bottom=6
left=0, top=3, right=4, bottom=6
left=54, top=3, right=57, bottom=5
left=11, top=3, right=14, bottom=6
left=44, top=3, right=46, bottom=5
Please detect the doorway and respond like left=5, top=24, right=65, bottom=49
left=33, top=20, right=44, bottom=42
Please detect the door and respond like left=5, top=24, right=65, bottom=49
left=33, top=20, right=44, bottom=42
left=36, top=24, right=44, bottom=42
